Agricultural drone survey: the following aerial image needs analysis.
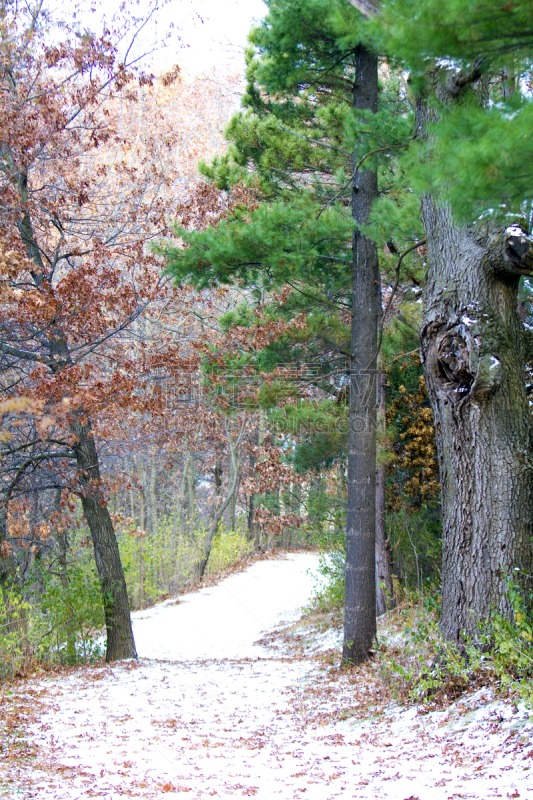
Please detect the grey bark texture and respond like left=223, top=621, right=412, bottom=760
left=420, top=200, right=533, bottom=643
left=375, top=371, right=394, bottom=615
left=343, top=45, right=379, bottom=663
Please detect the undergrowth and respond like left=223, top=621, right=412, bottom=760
left=308, top=558, right=533, bottom=707
left=376, top=580, right=533, bottom=707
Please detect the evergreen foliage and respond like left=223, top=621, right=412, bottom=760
left=361, top=0, right=533, bottom=222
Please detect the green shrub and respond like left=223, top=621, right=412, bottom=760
left=377, top=593, right=486, bottom=704
left=207, top=526, right=253, bottom=574
left=27, top=539, right=104, bottom=665
left=118, top=515, right=254, bottom=609
left=376, top=579, right=533, bottom=707
left=0, top=588, right=31, bottom=679
left=483, top=575, right=533, bottom=701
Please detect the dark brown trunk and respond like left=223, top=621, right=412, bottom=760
left=375, top=370, right=394, bottom=615
left=71, top=414, right=137, bottom=661
left=376, top=337, right=395, bottom=616
left=343, top=45, right=379, bottom=663
left=420, top=200, right=533, bottom=643
left=214, top=457, right=222, bottom=502
left=375, top=461, right=393, bottom=616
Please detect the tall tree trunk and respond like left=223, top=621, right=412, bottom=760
left=376, top=365, right=395, bottom=616
left=224, top=449, right=238, bottom=532
left=420, top=200, right=533, bottom=643
left=181, top=452, right=196, bottom=533
left=198, top=422, right=243, bottom=580
left=343, top=45, right=379, bottom=664
left=147, top=451, right=158, bottom=537
left=71, top=414, right=137, bottom=661
left=57, top=524, right=76, bottom=663
left=250, top=411, right=266, bottom=548
left=138, top=460, right=147, bottom=608
left=213, top=454, right=222, bottom=528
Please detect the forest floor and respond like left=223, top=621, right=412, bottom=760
left=0, top=552, right=532, bottom=800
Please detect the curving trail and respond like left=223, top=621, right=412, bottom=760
left=0, top=552, right=531, bottom=799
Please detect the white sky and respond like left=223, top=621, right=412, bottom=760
left=167, top=0, right=267, bottom=76
left=93, top=0, right=267, bottom=77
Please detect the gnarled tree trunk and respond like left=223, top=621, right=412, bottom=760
left=420, top=201, right=533, bottom=643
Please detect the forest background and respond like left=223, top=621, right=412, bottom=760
left=0, top=0, right=532, bottom=698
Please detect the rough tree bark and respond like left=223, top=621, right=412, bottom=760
left=413, top=63, right=533, bottom=643
left=71, top=413, right=137, bottom=661
left=375, top=371, right=394, bottom=615
left=420, top=204, right=533, bottom=643
left=343, top=44, right=380, bottom=663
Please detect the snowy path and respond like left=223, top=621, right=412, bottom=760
left=1, top=552, right=532, bottom=800
left=131, top=553, right=321, bottom=660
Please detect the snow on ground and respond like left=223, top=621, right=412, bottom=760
left=131, top=553, right=321, bottom=660
left=1, top=552, right=532, bottom=800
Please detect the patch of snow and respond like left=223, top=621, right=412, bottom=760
left=435, top=58, right=462, bottom=73
left=506, top=224, right=526, bottom=237
left=461, top=315, right=478, bottom=326
left=489, top=356, right=500, bottom=370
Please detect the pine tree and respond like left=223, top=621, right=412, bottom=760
left=162, top=0, right=416, bottom=661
